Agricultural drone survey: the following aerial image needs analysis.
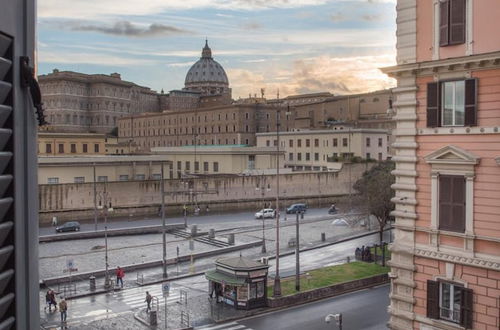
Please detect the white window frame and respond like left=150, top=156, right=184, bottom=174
left=441, top=80, right=465, bottom=127
left=439, top=281, right=463, bottom=324
left=47, top=177, right=59, bottom=184
left=119, top=175, right=129, bottom=181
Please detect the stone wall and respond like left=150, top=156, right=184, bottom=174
left=38, top=163, right=371, bottom=223
left=267, top=273, right=389, bottom=308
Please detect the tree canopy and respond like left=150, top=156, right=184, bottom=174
left=353, top=161, right=395, bottom=242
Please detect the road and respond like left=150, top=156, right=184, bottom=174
left=197, top=284, right=390, bottom=330
left=40, top=230, right=391, bottom=329
left=39, top=207, right=332, bottom=236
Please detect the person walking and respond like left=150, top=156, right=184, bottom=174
left=59, top=297, right=68, bottom=323
left=115, top=266, right=125, bottom=288
left=145, top=291, right=153, bottom=312
left=44, top=290, right=51, bottom=312
left=49, top=290, right=57, bottom=312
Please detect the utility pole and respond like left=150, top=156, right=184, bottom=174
left=161, top=163, right=167, bottom=279
left=273, top=100, right=282, bottom=297
left=295, top=211, right=300, bottom=292
left=93, top=163, right=97, bottom=231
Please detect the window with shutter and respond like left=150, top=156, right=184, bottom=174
left=440, top=0, right=466, bottom=46
left=439, top=0, right=450, bottom=46
left=439, top=175, right=465, bottom=232
left=460, top=287, right=473, bottom=328
left=427, top=82, right=440, bottom=127
left=449, top=0, right=466, bottom=45
left=427, top=280, right=440, bottom=319
left=464, top=79, right=477, bottom=126
left=427, top=79, right=477, bottom=128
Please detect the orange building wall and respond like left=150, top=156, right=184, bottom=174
left=413, top=257, right=500, bottom=330
left=417, top=1, right=500, bottom=62
left=414, top=69, right=500, bottom=239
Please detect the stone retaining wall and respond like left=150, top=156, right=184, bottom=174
left=267, top=273, right=389, bottom=308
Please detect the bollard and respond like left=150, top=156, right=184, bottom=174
left=321, top=232, right=326, bottom=242
left=189, top=239, right=194, bottom=250
left=149, top=310, right=157, bottom=325
left=301, top=212, right=304, bottom=220
left=209, top=229, right=215, bottom=239
left=89, top=275, right=96, bottom=291
left=228, top=233, right=235, bottom=245
left=191, top=225, right=198, bottom=237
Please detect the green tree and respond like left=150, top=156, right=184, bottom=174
left=353, top=161, right=395, bottom=243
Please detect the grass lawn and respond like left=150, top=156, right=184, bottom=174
left=267, top=261, right=389, bottom=297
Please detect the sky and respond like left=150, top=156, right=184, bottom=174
left=37, top=0, right=397, bottom=99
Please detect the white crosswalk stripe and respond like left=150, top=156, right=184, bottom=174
left=195, top=322, right=252, bottom=330
left=114, top=287, right=181, bottom=309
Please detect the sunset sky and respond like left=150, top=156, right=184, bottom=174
left=37, top=0, right=397, bottom=98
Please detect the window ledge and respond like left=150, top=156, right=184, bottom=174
left=418, top=126, right=500, bottom=136
left=416, top=315, right=465, bottom=330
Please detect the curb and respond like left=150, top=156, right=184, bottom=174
left=39, top=223, right=185, bottom=243
left=42, top=240, right=262, bottom=286
left=133, top=310, right=193, bottom=330
left=212, top=279, right=390, bottom=325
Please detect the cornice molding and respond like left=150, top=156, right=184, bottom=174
left=382, top=51, right=500, bottom=77
left=414, top=248, right=500, bottom=271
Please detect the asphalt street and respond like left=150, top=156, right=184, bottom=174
left=197, top=284, right=390, bottom=330
left=39, top=207, right=333, bottom=236
left=40, top=230, right=391, bottom=328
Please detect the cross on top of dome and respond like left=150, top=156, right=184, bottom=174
left=202, top=39, right=212, bottom=59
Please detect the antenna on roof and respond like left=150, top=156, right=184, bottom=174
left=261, top=88, right=265, bottom=99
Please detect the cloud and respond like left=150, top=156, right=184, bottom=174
left=69, top=21, right=190, bottom=38
left=39, top=49, right=158, bottom=66
left=38, top=0, right=329, bottom=19
left=241, top=22, right=263, bottom=30
left=227, top=53, right=397, bottom=99
left=361, top=14, right=382, bottom=21
left=330, top=13, right=346, bottom=22
left=167, top=61, right=196, bottom=67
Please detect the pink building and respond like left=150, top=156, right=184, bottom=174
left=383, top=1, right=500, bottom=329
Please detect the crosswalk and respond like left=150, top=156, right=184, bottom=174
left=196, top=321, right=253, bottom=330
left=114, top=286, right=181, bottom=310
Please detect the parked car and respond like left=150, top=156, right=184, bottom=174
left=286, top=203, right=307, bottom=214
left=255, top=209, right=276, bottom=219
left=55, top=221, right=81, bottom=233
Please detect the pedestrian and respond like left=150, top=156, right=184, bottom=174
left=206, top=205, right=209, bottom=213
left=145, top=291, right=152, bottom=312
left=115, top=266, right=125, bottom=288
left=44, top=290, right=51, bottom=312
left=49, top=290, right=57, bottom=311
left=183, top=204, right=187, bottom=216
left=52, top=216, right=57, bottom=226
left=59, top=297, right=67, bottom=323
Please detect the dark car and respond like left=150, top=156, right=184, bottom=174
left=286, top=203, right=307, bottom=214
left=55, top=221, right=81, bottom=233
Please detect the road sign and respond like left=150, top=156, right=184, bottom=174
left=162, top=282, right=170, bottom=297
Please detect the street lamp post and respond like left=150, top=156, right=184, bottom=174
left=97, top=189, right=113, bottom=289
left=93, top=163, right=98, bottom=231
left=295, top=211, right=301, bottom=292
left=273, top=105, right=282, bottom=297
left=160, top=163, right=168, bottom=279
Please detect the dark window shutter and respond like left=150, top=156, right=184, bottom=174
left=451, top=176, right=466, bottom=232
left=439, top=175, right=453, bottom=230
left=439, top=175, right=465, bottom=232
left=427, top=82, right=440, bottom=127
left=464, top=78, right=477, bottom=126
left=449, top=0, right=466, bottom=45
left=440, top=0, right=450, bottom=46
left=460, top=287, right=473, bottom=329
left=427, top=280, right=440, bottom=319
